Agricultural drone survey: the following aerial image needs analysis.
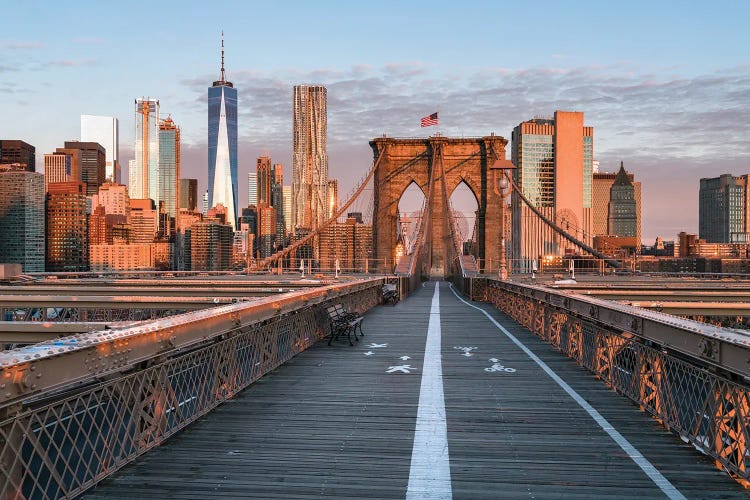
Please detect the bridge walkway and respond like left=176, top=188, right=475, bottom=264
left=86, top=282, right=746, bottom=499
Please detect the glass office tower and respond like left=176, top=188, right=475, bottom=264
left=207, top=33, right=238, bottom=230
left=132, top=98, right=160, bottom=203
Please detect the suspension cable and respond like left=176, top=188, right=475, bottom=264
left=509, top=175, right=622, bottom=269
left=253, top=150, right=385, bottom=270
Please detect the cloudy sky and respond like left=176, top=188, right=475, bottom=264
left=3, top=0, right=749, bottom=241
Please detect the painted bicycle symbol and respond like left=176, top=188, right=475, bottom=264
left=484, top=358, right=516, bottom=373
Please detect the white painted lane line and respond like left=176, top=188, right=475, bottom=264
left=407, top=282, right=452, bottom=500
left=449, top=285, right=685, bottom=500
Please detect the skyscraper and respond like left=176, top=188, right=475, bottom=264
left=593, top=167, right=642, bottom=245
left=0, top=170, right=45, bottom=271
left=511, top=111, right=593, bottom=268
left=91, top=182, right=130, bottom=217
left=699, top=174, right=750, bottom=243
left=131, top=98, right=160, bottom=203
left=608, top=162, right=638, bottom=239
left=44, top=151, right=75, bottom=190
left=292, top=85, right=328, bottom=232
left=271, top=163, right=285, bottom=245
left=328, top=179, right=338, bottom=219
left=257, top=156, right=272, bottom=206
left=64, top=141, right=106, bottom=195
left=248, top=172, right=257, bottom=206
left=158, top=116, right=181, bottom=219
left=81, top=115, right=120, bottom=183
left=0, top=140, right=35, bottom=172
left=46, top=182, right=88, bottom=272
left=207, top=32, right=238, bottom=230
left=180, top=178, right=198, bottom=211
left=191, top=220, right=233, bottom=271
left=282, top=185, right=292, bottom=234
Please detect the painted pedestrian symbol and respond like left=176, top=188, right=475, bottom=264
left=399, top=355, right=411, bottom=361
left=367, top=343, right=388, bottom=348
left=363, top=351, right=374, bottom=356
left=454, top=346, right=477, bottom=357
left=485, top=358, right=516, bottom=373
left=386, top=364, right=415, bottom=374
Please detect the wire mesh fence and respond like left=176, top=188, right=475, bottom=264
left=0, top=280, right=382, bottom=499
left=480, top=278, right=750, bottom=487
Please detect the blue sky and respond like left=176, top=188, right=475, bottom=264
left=3, top=0, right=750, bottom=240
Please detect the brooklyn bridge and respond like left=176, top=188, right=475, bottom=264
left=1, top=135, right=749, bottom=499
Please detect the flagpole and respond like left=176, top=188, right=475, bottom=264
left=436, top=105, right=440, bottom=137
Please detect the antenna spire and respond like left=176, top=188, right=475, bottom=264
left=220, top=31, right=225, bottom=82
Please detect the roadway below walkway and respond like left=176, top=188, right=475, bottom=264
left=86, top=282, right=747, bottom=499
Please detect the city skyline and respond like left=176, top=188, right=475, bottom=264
left=2, top=1, right=750, bottom=241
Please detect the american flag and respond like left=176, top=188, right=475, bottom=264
left=420, top=112, right=439, bottom=127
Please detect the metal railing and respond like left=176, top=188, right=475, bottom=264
left=472, top=278, right=750, bottom=487
left=0, top=278, right=384, bottom=499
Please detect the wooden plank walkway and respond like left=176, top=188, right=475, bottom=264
left=86, top=282, right=747, bottom=499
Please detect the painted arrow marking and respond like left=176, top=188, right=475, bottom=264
left=364, top=351, right=374, bottom=356
left=386, top=364, right=415, bottom=374
left=453, top=346, right=477, bottom=357
left=400, top=355, right=411, bottom=360
left=367, top=343, right=388, bottom=348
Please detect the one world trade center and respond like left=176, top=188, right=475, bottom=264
left=207, top=32, right=238, bottom=229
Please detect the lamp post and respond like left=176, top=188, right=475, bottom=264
left=490, top=156, right=515, bottom=280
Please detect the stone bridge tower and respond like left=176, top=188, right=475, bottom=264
left=370, top=134, right=508, bottom=277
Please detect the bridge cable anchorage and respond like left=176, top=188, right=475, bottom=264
left=447, top=283, right=686, bottom=500
left=252, top=149, right=385, bottom=271
left=508, top=174, right=622, bottom=269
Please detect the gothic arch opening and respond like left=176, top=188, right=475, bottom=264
left=397, top=181, right=426, bottom=256
left=449, top=180, right=479, bottom=252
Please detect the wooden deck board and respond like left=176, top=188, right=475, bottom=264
left=86, top=282, right=747, bottom=499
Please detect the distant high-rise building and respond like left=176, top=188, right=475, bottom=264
left=130, top=199, right=158, bottom=244
left=0, top=170, right=45, bottom=271
left=44, top=151, right=75, bottom=190
left=592, top=165, right=642, bottom=245
left=191, top=220, right=233, bottom=271
left=292, top=85, right=328, bottom=233
left=179, top=178, right=198, bottom=211
left=81, top=115, right=120, bottom=183
left=202, top=190, right=209, bottom=215
left=64, top=141, right=106, bottom=195
left=608, top=162, right=638, bottom=239
left=90, top=182, right=130, bottom=217
left=699, top=174, right=750, bottom=243
left=207, top=32, right=238, bottom=230
left=257, top=156, right=272, bottom=206
left=271, top=163, right=285, bottom=245
left=319, top=217, right=373, bottom=272
left=282, top=185, right=292, bottom=234
left=248, top=172, right=257, bottom=206
left=46, top=182, right=88, bottom=271
left=328, top=179, right=338, bottom=219
left=158, top=116, right=180, bottom=219
left=0, top=140, right=35, bottom=172
left=240, top=206, right=258, bottom=237
left=258, top=205, right=277, bottom=258
left=131, top=97, right=160, bottom=202
left=511, top=111, right=593, bottom=269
